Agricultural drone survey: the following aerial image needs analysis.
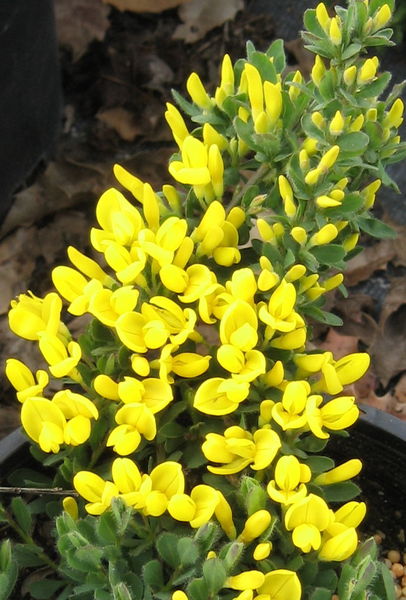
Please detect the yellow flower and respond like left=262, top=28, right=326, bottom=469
left=272, top=381, right=309, bottom=430
left=202, top=426, right=281, bottom=474
left=258, top=280, right=299, bottom=333
left=315, top=2, right=330, bottom=32
left=285, top=494, right=332, bottom=553
left=62, top=496, right=78, bottom=520
left=5, top=359, right=49, bottom=403
left=194, top=378, right=250, bottom=415
left=217, top=345, right=266, bottom=383
left=89, top=285, right=139, bottom=326
left=73, top=471, right=119, bottom=515
left=118, top=377, right=173, bottom=413
left=384, top=98, right=404, bottom=129
left=145, top=461, right=185, bottom=517
left=169, top=136, right=211, bottom=186
left=306, top=395, right=359, bottom=439
left=309, top=224, right=338, bottom=246
left=52, top=389, right=98, bottom=446
left=226, top=570, right=265, bottom=591
left=257, top=570, right=301, bottom=600
left=314, top=459, right=362, bottom=485
left=357, top=58, right=378, bottom=84
left=319, top=527, right=358, bottom=561
left=220, top=301, right=258, bottom=352
left=267, top=456, right=308, bottom=505
left=168, top=484, right=219, bottom=528
left=21, top=398, right=66, bottom=453
left=8, top=292, right=64, bottom=341
left=107, top=403, right=156, bottom=455
left=38, top=334, right=82, bottom=379
left=334, top=501, right=366, bottom=528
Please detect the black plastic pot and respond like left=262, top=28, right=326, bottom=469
left=0, top=406, right=405, bottom=550
left=0, top=0, right=61, bottom=225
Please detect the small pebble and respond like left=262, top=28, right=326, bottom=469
left=395, top=584, right=402, bottom=598
left=393, top=563, right=405, bottom=578
left=374, top=533, right=383, bottom=545
left=389, top=550, right=402, bottom=564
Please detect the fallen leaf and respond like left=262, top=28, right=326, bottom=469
left=333, top=294, right=378, bottom=346
left=54, top=0, right=110, bottom=61
left=97, top=107, right=142, bottom=141
left=103, top=0, right=190, bottom=12
left=344, top=239, right=396, bottom=286
left=369, top=277, right=406, bottom=386
left=319, top=328, right=360, bottom=359
left=394, top=373, right=406, bottom=404
left=173, top=0, right=244, bottom=43
left=285, top=39, right=315, bottom=76
left=0, top=159, right=111, bottom=238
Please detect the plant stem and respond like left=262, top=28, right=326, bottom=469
left=0, top=486, right=78, bottom=496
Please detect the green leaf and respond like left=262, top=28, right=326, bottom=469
left=202, top=558, right=227, bottom=594
left=310, top=244, right=346, bottom=266
left=10, top=497, right=32, bottom=535
left=250, top=51, right=278, bottom=83
left=266, top=39, right=286, bottom=72
left=171, top=89, right=200, bottom=117
left=142, top=559, right=164, bottom=591
left=299, top=436, right=328, bottom=453
left=177, top=537, right=200, bottom=567
left=338, top=131, right=370, bottom=153
left=370, top=561, right=396, bottom=600
left=30, top=580, right=65, bottom=600
left=316, top=568, right=338, bottom=590
left=341, top=42, right=362, bottom=59
left=322, top=481, right=361, bottom=502
left=187, top=578, right=210, bottom=600
left=357, top=72, right=391, bottom=98
left=309, top=588, right=334, bottom=600
left=303, top=8, right=326, bottom=38
left=302, top=305, right=343, bottom=327
left=302, top=455, right=335, bottom=474
left=156, top=532, right=180, bottom=568
left=358, top=216, right=396, bottom=238
left=0, top=541, right=18, bottom=600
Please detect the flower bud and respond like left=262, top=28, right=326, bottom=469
left=329, top=111, right=344, bottom=136
left=238, top=510, right=272, bottom=543
left=311, top=55, right=326, bottom=87
left=311, top=112, right=325, bottom=130
left=318, top=145, right=340, bottom=172
left=285, top=264, right=306, bottom=282
left=323, top=273, right=344, bottom=291
left=358, top=58, right=378, bottom=84
left=384, top=98, right=404, bottom=128
left=278, top=175, right=296, bottom=217
left=310, top=224, right=338, bottom=246
left=329, top=17, right=342, bottom=45
left=253, top=542, right=272, bottom=560
left=372, top=4, right=392, bottom=31
left=316, top=3, right=331, bottom=32
left=343, top=233, right=359, bottom=252
left=350, top=114, right=364, bottom=132
left=343, top=65, right=357, bottom=86
left=291, top=227, right=307, bottom=245
left=186, top=72, right=212, bottom=109
left=314, top=459, right=362, bottom=485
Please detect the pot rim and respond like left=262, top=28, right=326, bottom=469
left=0, top=403, right=405, bottom=467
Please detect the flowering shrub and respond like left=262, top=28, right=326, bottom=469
left=2, top=1, right=405, bottom=599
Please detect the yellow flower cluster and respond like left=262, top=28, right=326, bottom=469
left=6, top=7, right=404, bottom=596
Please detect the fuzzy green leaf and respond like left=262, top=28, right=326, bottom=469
left=310, top=244, right=346, bottom=266
left=338, top=131, right=370, bottom=153
left=358, top=216, right=396, bottom=238
left=30, top=580, right=65, bottom=600
left=10, top=498, right=32, bottom=536
left=322, top=481, right=361, bottom=502
left=202, top=558, right=227, bottom=594
left=156, top=533, right=180, bottom=568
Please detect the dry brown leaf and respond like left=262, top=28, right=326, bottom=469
left=173, top=0, right=244, bottom=43
left=0, top=159, right=111, bottom=238
left=97, top=107, right=142, bottom=141
left=369, top=277, right=406, bottom=386
left=54, top=0, right=110, bottom=60
left=284, top=39, right=315, bottom=76
left=103, top=0, right=190, bottom=13
left=344, top=239, right=396, bottom=286
left=332, top=294, right=378, bottom=346
left=394, top=373, right=406, bottom=404
left=319, top=328, right=360, bottom=359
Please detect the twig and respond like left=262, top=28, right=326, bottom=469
left=0, top=486, right=78, bottom=496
